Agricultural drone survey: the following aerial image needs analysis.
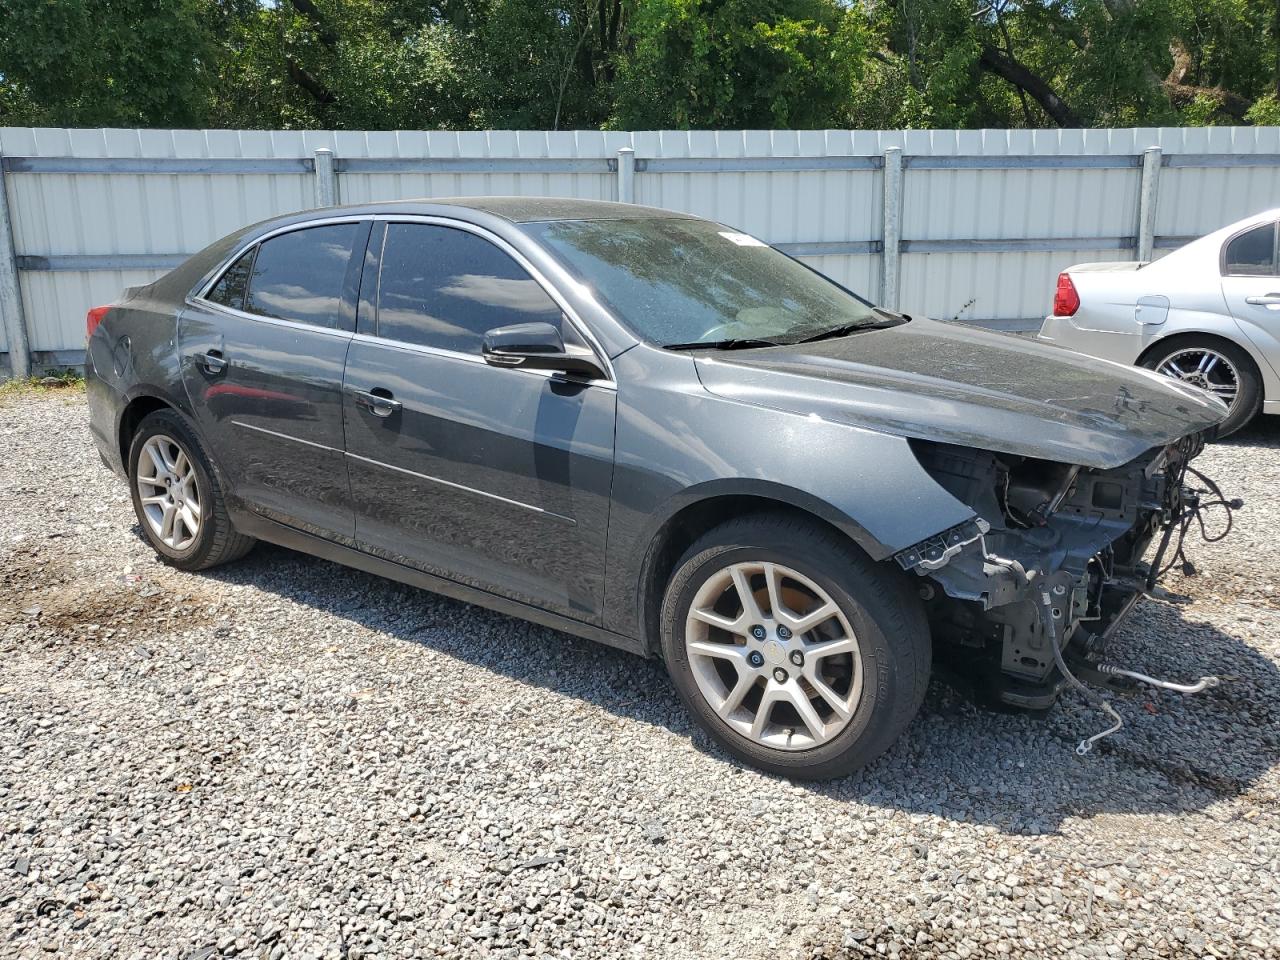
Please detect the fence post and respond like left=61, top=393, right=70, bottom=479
left=0, top=155, right=32, bottom=379
left=881, top=146, right=903, bottom=310
left=616, top=147, right=636, bottom=204
left=1136, top=146, right=1161, bottom=263
left=314, top=148, right=338, bottom=208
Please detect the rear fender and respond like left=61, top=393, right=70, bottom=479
left=1138, top=312, right=1279, bottom=402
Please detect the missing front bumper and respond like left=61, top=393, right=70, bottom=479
left=899, top=437, right=1237, bottom=714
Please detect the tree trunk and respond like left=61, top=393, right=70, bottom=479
left=978, top=46, right=1082, bottom=127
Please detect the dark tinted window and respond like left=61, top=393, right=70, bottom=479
left=376, top=223, right=563, bottom=353
left=206, top=248, right=255, bottom=311
left=1224, top=223, right=1277, bottom=276
left=244, top=223, right=359, bottom=329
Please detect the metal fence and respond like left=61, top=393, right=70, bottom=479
left=2, top=125, right=1279, bottom=376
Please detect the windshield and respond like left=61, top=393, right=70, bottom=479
left=523, top=217, right=887, bottom=347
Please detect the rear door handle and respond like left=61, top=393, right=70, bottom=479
left=349, top=386, right=402, bottom=417
left=198, top=349, right=227, bottom=375
left=1244, top=293, right=1280, bottom=306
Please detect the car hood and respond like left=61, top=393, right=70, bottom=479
left=692, top=318, right=1227, bottom=469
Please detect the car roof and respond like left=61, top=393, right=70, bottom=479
left=315, top=196, right=697, bottom=224
left=431, top=196, right=696, bottom=222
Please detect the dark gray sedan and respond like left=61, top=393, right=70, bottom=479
left=86, top=198, right=1228, bottom=779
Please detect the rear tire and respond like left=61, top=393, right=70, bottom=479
left=1140, top=335, right=1262, bottom=438
left=659, top=513, right=930, bottom=780
left=127, top=409, right=255, bottom=571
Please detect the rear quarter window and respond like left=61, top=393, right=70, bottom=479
left=205, top=248, right=255, bottom=312
left=1223, top=222, right=1278, bottom=276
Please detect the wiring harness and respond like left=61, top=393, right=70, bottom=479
left=1146, top=462, right=1243, bottom=590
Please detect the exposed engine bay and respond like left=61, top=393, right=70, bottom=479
left=896, top=434, right=1239, bottom=751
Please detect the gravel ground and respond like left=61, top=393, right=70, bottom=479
left=1, top=387, right=1278, bottom=960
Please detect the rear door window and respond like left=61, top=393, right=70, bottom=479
left=375, top=222, right=564, bottom=354
left=1223, top=222, right=1278, bottom=276
left=242, top=223, right=361, bottom=329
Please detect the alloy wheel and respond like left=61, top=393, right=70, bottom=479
left=135, top=434, right=202, bottom=551
left=684, top=561, right=862, bottom=751
left=1156, top=347, right=1240, bottom=409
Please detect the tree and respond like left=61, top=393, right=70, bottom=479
left=1, top=0, right=1277, bottom=130
left=852, top=0, right=1280, bottom=129
left=0, top=0, right=216, bottom=127
left=611, top=0, right=869, bottom=128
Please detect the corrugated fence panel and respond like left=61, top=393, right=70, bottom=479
left=1153, top=127, right=1280, bottom=241
left=900, top=249, right=1130, bottom=323
left=20, top=268, right=161, bottom=352
left=331, top=130, right=617, bottom=205
left=4, top=124, right=1280, bottom=363
left=0, top=127, right=322, bottom=358
left=897, top=129, right=1137, bottom=321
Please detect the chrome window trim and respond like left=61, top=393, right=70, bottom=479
left=184, top=297, right=356, bottom=340
left=190, top=215, right=372, bottom=302
left=367, top=214, right=616, bottom=385
left=347, top=332, right=616, bottom=390
left=189, top=212, right=617, bottom=386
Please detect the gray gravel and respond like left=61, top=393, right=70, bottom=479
left=2, top=387, right=1278, bottom=960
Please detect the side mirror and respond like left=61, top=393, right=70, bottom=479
left=481, top=322, right=606, bottom=380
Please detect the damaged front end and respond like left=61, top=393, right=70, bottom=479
left=897, top=433, right=1234, bottom=729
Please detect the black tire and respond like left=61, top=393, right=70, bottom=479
left=127, top=409, right=256, bottom=571
left=1140, top=335, right=1263, bottom=438
left=659, top=513, right=930, bottom=780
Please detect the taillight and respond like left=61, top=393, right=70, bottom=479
left=86, top=305, right=110, bottom=339
left=1052, top=273, right=1080, bottom=317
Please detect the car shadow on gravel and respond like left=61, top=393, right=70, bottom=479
left=1219, top=412, right=1280, bottom=448
left=197, top=534, right=1280, bottom=837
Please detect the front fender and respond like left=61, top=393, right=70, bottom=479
left=600, top=350, right=976, bottom=639
left=636, top=477, right=892, bottom=561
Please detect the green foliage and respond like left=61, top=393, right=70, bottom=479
left=610, top=0, right=867, bottom=128
left=0, top=0, right=1277, bottom=130
left=1246, top=95, right=1280, bottom=125
left=0, top=0, right=216, bottom=126
left=0, top=369, right=84, bottom=400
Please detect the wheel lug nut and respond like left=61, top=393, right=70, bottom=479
left=750, top=625, right=766, bottom=640
left=777, top=625, right=792, bottom=639
left=747, top=651, right=765, bottom=668
left=789, top=650, right=804, bottom=667
left=773, top=667, right=788, bottom=683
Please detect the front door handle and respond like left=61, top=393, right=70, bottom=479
left=349, top=386, right=402, bottom=417
left=1244, top=293, right=1280, bottom=306
left=199, top=349, right=227, bottom=375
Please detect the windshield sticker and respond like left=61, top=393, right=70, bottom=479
left=718, top=231, right=766, bottom=247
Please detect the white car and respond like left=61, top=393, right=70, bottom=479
left=1039, top=208, right=1280, bottom=436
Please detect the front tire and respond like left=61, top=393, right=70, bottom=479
left=659, top=514, right=930, bottom=780
left=1140, top=335, right=1262, bottom=438
left=127, top=409, right=255, bottom=571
